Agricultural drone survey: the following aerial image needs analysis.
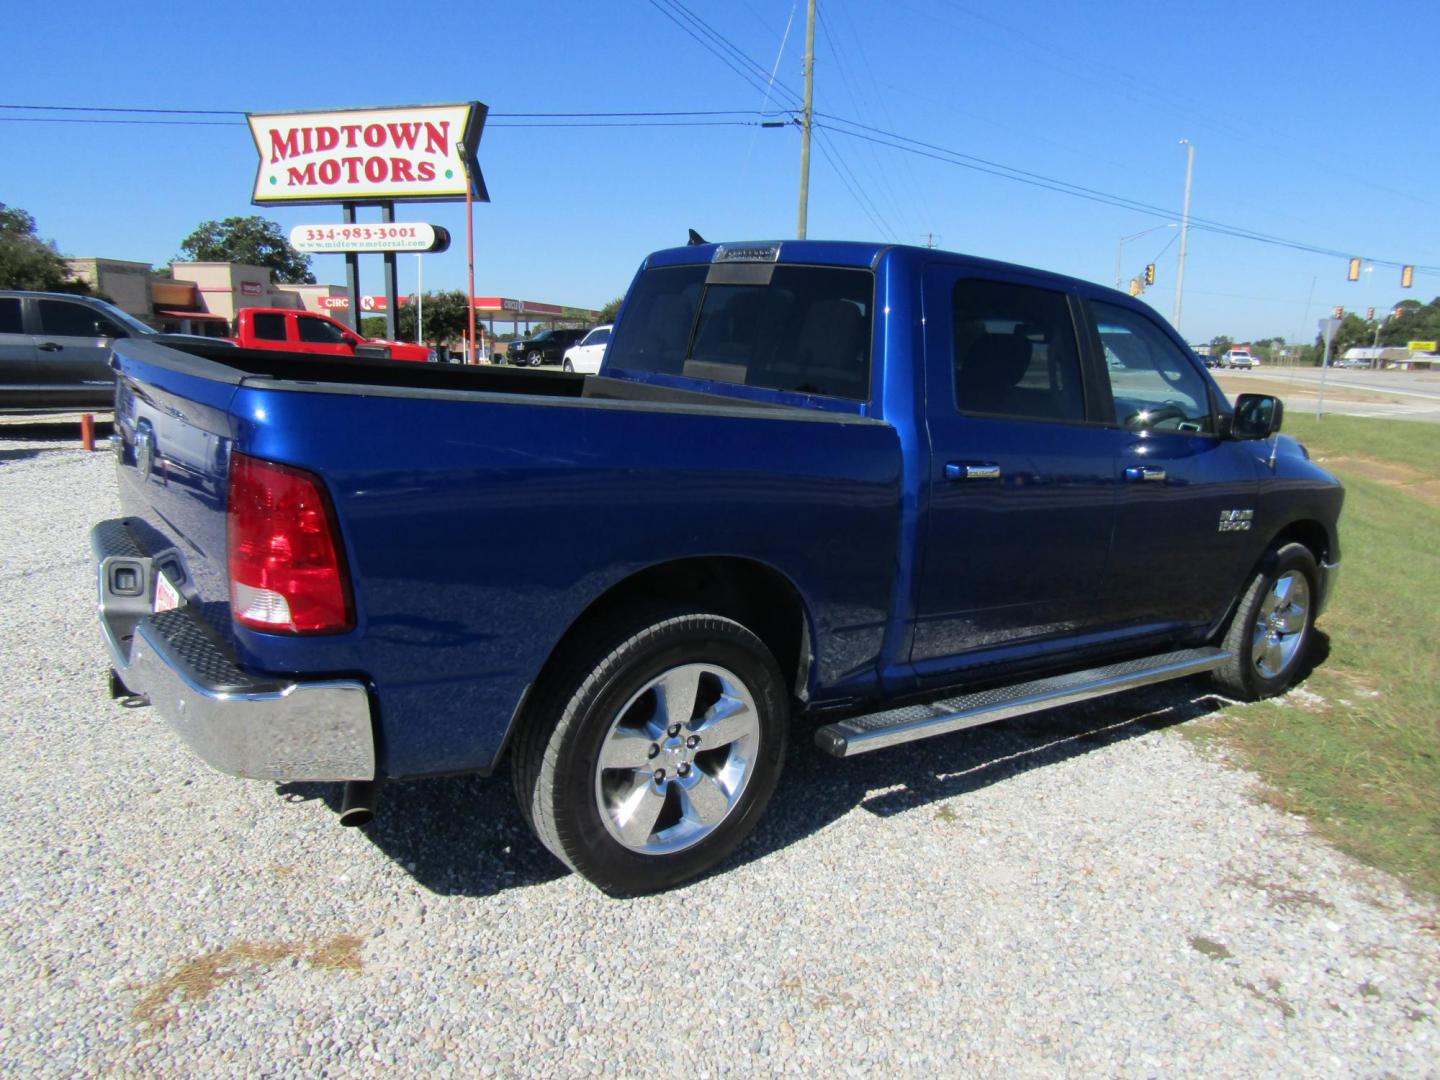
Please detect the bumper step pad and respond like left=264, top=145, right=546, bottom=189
left=815, top=647, right=1230, bottom=758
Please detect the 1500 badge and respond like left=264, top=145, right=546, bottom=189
left=1218, top=509, right=1254, bottom=532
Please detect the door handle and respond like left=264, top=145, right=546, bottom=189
left=37, top=341, right=62, bottom=352
left=945, top=462, right=1002, bottom=481
left=1124, top=465, right=1167, bottom=482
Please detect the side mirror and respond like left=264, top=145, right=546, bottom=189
left=1231, top=393, right=1283, bottom=439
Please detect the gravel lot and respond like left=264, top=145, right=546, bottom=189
left=1, top=420, right=1436, bottom=1077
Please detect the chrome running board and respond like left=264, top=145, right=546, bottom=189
left=814, top=647, right=1230, bottom=758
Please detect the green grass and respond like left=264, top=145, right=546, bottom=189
left=1197, top=413, right=1440, bottom=897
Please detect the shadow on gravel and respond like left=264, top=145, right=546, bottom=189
left=0, top=418, right=114, bottom=462
left=278, top=639, right=1333, bottom=898
left=277, top=776, right=566, bottom=898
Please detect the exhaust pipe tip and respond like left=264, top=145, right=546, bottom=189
left=339, top=780, right=378, bottom=828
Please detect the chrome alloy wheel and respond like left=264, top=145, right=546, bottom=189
left=593, top=663, right=761, bottom=856
left=1252, top=570, right=1310, bottom=679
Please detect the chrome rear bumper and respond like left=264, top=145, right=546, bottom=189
left=92, top=519, right=375, bottom=782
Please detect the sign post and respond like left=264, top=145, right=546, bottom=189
left=246, top=103, right=488, bottom=348
left=1317, top=317, right=1341, bottom=419
left=343, top=205, right=360, bottom=331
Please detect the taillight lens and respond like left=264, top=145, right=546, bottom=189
left=227, top=453, right=354, bottom=634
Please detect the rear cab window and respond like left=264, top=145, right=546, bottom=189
left=606, top=263, right=873, bottom=405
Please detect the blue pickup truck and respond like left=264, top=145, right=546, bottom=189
left=92, top=240, right=1342, bottom=895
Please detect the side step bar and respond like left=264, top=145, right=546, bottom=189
left=814, top=647, right=1230, bottom=758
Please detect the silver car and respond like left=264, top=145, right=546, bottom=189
left=0, top=291, right=226, bottom=413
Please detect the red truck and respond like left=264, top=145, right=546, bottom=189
left=232, top=308, right=433, bottom=362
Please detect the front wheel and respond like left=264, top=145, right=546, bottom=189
left=526, top=350, right=542, bottom=367
left=513, top=609, right=789, bottom=895
left=563, top=360, right=574, bottom=372
left=1212, top=542, right=1319, bottom=700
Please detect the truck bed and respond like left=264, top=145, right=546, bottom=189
left=168, top=340, right=799, bottom=413
left=110, top=337, right=901, bottom=779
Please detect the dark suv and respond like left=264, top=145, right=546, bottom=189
left=503, top=328, right=588, bottom=367
left=0, top=291, right=228, bottom=413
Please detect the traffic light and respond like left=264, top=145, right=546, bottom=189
left=1144, top=263, right=1156, bottom=286
left=1347, top=257, right=1362, bottom=281
left=1128, top=277, right=1142, bottom=297
left=1332, top=306, right=1345, bottom=319
left=1402, top=265, right=1415, bottom=288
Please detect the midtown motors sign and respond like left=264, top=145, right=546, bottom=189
left=247, top=103, right=489, bottom=205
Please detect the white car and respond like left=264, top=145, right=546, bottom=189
left=1222, top=349, right=1259, bottom=370
left=562, top=324, right=612, bottom=374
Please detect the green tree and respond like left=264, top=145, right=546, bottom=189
left=0, top=203, right=91, bottom=293
left=360, top=316, right=387, bottom=339
left=176, top=216, right=315, bottom=283
left=1379, top=296, right=1440, bottom=347
left=1208, top=335, right=1234, bottom=359
left=598, top=295, right=625, bottom=323
left=1319, top=313, right=1371, bottom=360
left=395, top=291, right=474, bottom=348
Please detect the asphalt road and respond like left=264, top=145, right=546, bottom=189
left=1214, top=368, right=1440, bottom=423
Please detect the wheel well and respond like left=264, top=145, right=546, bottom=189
left=542, top=557, right=812, bottom=702
left=1271, top=519, right=1331, bottom=564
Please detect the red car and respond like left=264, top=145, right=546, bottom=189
left=232, top=308, right=432, bottom=362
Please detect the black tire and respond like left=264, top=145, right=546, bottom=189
left=1212, top=542, right=1319, bottom=700
left=563, top=360, right=574, bottom=373
left=513, top=608, right=788, bottom=896
left=526, top=350, right=542, bottom=367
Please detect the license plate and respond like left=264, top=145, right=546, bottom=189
left=153, top=571, right=181, bottom=614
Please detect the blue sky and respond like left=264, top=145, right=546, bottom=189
left=4, top=0, right=1436, bottom=343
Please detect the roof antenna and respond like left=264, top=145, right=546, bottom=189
left=687, top=228, right=707, bottom=246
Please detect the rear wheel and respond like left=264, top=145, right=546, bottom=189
left=1212, top=542, right=1318, bottom=700
left=513, top=609, right=788, bottom=895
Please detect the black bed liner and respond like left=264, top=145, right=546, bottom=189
left=155, top=341, right=789, bottom=411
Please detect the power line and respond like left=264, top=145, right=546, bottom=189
left=814, top=4, right=912, bottom=237
left=0, top=112, right=776, bottom=130
left=816, top=119, right=1440, bottom=273
left=0, top=102, right=784, bottom=119
left=645, top=0, right=899, bottom=239
left=4, top=99, right=1433, bottom=274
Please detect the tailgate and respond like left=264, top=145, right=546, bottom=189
left=110, top=339, right=244, bottom=646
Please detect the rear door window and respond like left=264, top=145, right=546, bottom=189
left=0, top=298, right=22, bottom=334
left=951, top=279, right=1085, bottom=422
left=251, top=312, right=287, bottom=341
left=607, top=264, right=873, bottom=400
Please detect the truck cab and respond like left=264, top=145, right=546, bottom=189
left=232, top=307, right=432, bottom=362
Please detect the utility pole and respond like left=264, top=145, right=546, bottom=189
left=924, top=233, right=940, bottom=249
left=1173, top=139, right=1195, bottom=332
left=796, top=0, right=816, bottom=239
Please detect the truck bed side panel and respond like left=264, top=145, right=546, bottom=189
left=227, top=386, right=903, bottom=778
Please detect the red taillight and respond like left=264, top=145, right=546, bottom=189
left=226, top=453, right=354, bottom=634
